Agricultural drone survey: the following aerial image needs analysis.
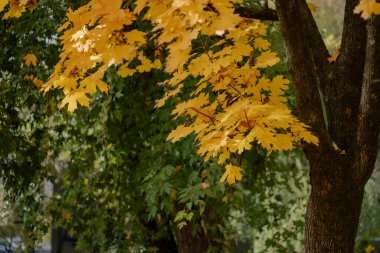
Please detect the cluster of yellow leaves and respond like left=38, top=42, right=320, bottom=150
left=354, top=0, right=380, bottom=19
left=4, top=0, right=378, bottom=185
left=43, top=0, right=160, bottom=112
left=25, top=0, right=317, bottom=184
left=0, top=0, right=36, bottom=18
left=149, top=1, right=318, bottom=184
left=135, top=0, right=244, bottom=72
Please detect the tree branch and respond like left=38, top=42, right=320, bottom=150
left=355, top=16, right=380, bottom=183
left=273, top=0, right=330, bottom=149
left=335, top=0, right=367, bottom=78
left=235, top=6, right=278, bottom=21
left=325, top=0, right=368, bottom=152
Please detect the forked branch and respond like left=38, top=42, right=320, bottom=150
left=355, top=16, right=380, bottom=183
left=273, top=0, right=330, bottom=145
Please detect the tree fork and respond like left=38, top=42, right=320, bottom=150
left=274, top=0, right=380, bottom=252
left=355, top=15, right=380, bottom=184
left=326, top=0, right=367, bottom=152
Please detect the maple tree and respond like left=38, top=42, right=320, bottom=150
left=40, top=0, right=319, bottom=186
left=0, top=0, right=379, bottom=252
left=0, top=2, right=310, bottom=252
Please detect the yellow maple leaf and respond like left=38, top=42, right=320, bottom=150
left=300, top=129, right=319, bottom=145
left=254, top=38, right=271, bottom=51
left=80, top=77, right=97, bottom=94
left=307, top=2, right=318, bottom=13
left=328, top=47, right=340, bottom=63
left=60, top=91, right=90, bottom=112
left=32, top=77, right=43, bottom=88
left=60, top=94, right=78, bottom=113
left=136, top=56, right=162, bottom=73
left=235, top=130, right=256, bottom=154
left=125, top=29, right=146, bottom=45
left=165, top=48, right=191, bottom=73
left=202, top=4, right=242, bottom=35
left=3, top=0, right=26, bottom=18
left=255, top=51, right=280, bottom=68
left=354, top=0, right=380, bottom=19
left=156, top=84, right=183, bottom=108
left=272, top=134, right=294, bottom=150
left=218, top=148, right=231, bottom=164
left=24, top=74, right=34, bottom=80
left=365, top=244, right=375, bottom=253
left=220, top=164, right=243, bottom=185
left=0, top=0, right=9, bottom=12
left=166, top=124, right=194, bottom=142
left=118, top=65, right=136, bottom=77
left=236, top=138, right=253, bottom=154
left=133, top=0, right=148, bottom=14
left=23, top=53, right=38, bottom=66
left=96, top=80, right=108, bottom=93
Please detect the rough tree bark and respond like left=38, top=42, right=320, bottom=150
left=276, top=1, right=379, bottom=252
left=240, top=0, right=380, bottom=252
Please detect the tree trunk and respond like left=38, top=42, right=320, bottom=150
left=271, top=1, right=380, bottom=252
left=237, top=1, right=379, bottom=251
left=304, top=159, right=365, bottom=252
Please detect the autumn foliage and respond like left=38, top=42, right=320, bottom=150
left=0, top=0, right=378, bottom=185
